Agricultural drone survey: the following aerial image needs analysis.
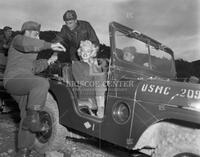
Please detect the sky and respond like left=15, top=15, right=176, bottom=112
left=0, top=0, right=199, bottom=62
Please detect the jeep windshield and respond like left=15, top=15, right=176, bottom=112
left=110, top=22, right=176, bottom=79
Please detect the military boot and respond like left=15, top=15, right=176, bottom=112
left=15, top=148, right=31, bottom=157
left=22, top=109, right=44, bottom=132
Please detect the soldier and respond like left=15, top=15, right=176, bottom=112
left=54, top=10, right=100, bottom=63
left=0, top=26, right=13, bottom=69
left=122, top=47, right=135, bottom=62
left=3, top=21, right=65, bottom=157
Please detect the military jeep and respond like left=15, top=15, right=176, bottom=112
left=33, top=22, right=200, bottom=157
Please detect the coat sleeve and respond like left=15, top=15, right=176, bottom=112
left=0, top=35, right=5, bottom=50
left=12, top=35, right=51, bottom=53
left=52, top=25, right=70, bottom=49
left=86, top=22, right=100, bottom=47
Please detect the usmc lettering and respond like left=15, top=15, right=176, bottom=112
left=141, top=83, right=171, bottom=95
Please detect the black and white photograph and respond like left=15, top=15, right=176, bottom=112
left=0, top=0, right=200, bottom=157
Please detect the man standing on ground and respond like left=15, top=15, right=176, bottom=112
left=0, top=26, right=13, bottom=68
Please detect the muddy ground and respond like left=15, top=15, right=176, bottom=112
left=0, top=111, right=148, bottom=157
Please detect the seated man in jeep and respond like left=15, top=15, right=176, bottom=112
left=122, top=46, right=149, bottom=67
left=72, top=40, right=107, bottom=118
left=122, top=47, right=135, bottom=62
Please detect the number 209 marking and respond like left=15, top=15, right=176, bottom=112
left=179, top=89, right=200, bottom=99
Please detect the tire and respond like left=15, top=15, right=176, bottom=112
left=153, top=122, right=200, bottom=157
left=33, top=93, right=69, bottom=154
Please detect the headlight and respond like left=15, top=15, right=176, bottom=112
left=189, top=102, right=200, bottom=111
left=112, top=102, right=130, bottom=124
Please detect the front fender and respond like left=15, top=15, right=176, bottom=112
left=128, top=100, right=200, bottom=149
left=49, top=80, right=76, bottom=126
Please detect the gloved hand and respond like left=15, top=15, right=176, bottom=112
left=32, top=59, right=49, bottom=74
left=48, top=53, right=58, bottom=65
left=51, top=43, right=66, bottom=52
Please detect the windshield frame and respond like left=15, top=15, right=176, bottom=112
left=109, top=21, right=176, bottom=78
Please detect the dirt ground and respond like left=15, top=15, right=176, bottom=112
left=0, top=112, right=43, bottom=157
left=0, top=111, right=148, bottom=157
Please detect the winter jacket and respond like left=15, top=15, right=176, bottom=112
left=0, top=34, right=13, bottom=55
left=55, top=20, right=99, bottom=62
left=3, top=34, right=51, bottom=86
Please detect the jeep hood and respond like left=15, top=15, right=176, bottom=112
left=136, top=79, right=200, bottom=109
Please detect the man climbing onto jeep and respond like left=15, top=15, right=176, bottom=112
left=3, top=21, right=66, bottom=157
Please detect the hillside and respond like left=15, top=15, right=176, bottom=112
left=1, top=29, right=199, bottom=81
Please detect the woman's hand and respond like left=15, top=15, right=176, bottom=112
left=48, top=53, right=58, bottom=65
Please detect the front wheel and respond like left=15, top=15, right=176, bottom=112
left=33, top=93, right=69, bottom=154
left=153, top=122, right=200, bottom=157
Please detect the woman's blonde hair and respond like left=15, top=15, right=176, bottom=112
left=77, top=40, right=98, bottom=58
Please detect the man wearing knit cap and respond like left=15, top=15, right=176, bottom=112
left=0, top=26, right=13, bottom=67
left=3, top=21, right=66, bottom=157
left=54, top=9, right=100, bottom=62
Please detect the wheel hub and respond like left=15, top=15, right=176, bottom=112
left=36, top=111, right=52, bottom=143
